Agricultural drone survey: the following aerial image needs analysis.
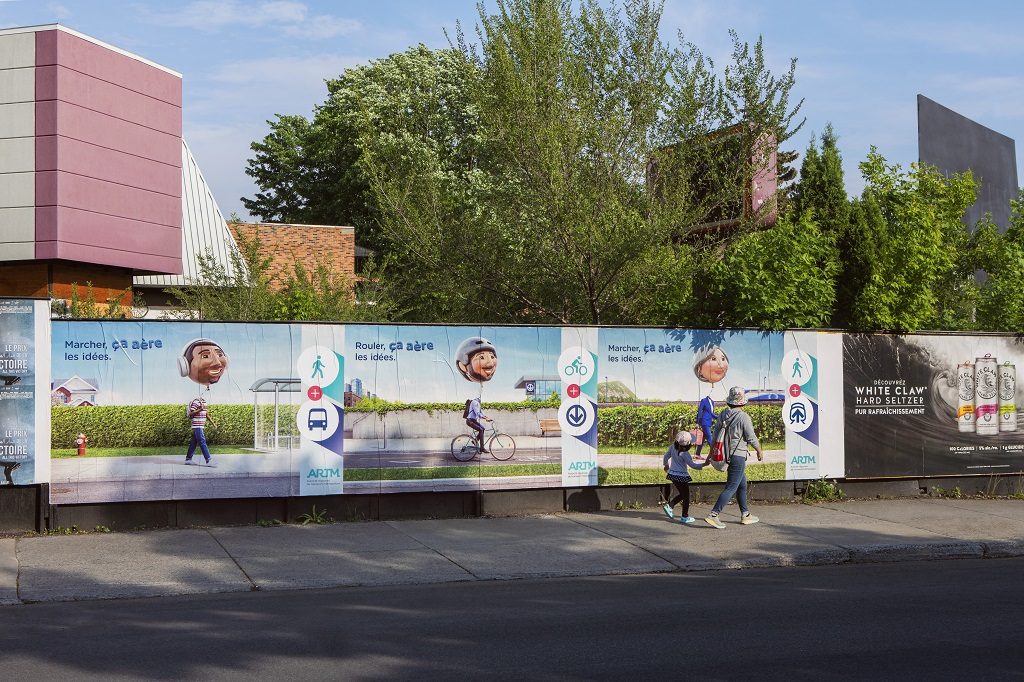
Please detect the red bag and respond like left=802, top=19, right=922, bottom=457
left=708, top=413, right=735, bottom=472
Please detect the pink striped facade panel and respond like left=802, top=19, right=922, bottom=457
left=35, top=100, right=180, bottom=167
left=35, top=135, right=181, bottom=197
left=35, top=206, right=181, bottom=267
left=35, top=30, right=181, bottom=106
left=36, top=171, right=180, bottom=227
left=36, top=237, right=182, bottom=273
left=27, top=27, right=183, bottom=274
left=36, top=64, right=182, bottom=137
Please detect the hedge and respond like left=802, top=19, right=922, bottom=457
left=51, top=404, right=295, bottom=448
left=53, top=402, right=784, bottom=449
left=597, top=404, right=784, bottom=448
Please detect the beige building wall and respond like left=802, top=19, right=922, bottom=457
left=0, top=31, right=35, bottom=260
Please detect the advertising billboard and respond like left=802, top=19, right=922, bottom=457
left=0, top=298, right=49, bottom=486
left=48, top=319, right=1024, bottom=504
left=843, top=333, right=1024, bottom=477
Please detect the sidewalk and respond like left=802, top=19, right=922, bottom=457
left=2, top=498, right=1023, bottom=606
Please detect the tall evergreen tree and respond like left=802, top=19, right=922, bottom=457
left=850, top=149, right=976, bottom=331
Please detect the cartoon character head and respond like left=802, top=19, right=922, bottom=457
left=178, top=339, right=229, bottom=387
left=693, top=345, right=729, bottom=384
left=455, top=337, right=498, bottom=383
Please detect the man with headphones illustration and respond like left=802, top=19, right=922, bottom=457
left=178, top=338, right=229, bottom=387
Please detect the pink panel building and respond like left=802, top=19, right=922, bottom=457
left=0, top=24, right=182, bottom=302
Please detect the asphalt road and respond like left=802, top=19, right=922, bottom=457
left=4, top=557, right=1023, bottom=680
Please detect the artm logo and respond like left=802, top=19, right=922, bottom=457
left=567, top=461, right=595, bottom=471
left=790, top=455, right=816, bottom=465
left=308, top=468, right=341, bottom=479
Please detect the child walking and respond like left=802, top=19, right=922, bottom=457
left=662, top=430, right=705, bottom=524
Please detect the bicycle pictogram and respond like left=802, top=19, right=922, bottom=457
left=565, top=356, right=588, bottom=376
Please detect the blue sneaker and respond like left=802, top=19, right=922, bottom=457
left=680, top=516, right=696, bottom=524
left=661, top=503, right=674, bottom=519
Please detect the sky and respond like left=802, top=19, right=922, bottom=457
left=2, top=1, right=1022, bottom=222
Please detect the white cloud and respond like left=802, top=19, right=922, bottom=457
left=149, top=0, right=305, bottom=29
left=202, top=53, right=363, bottom=88
left=282, top=15, right=360, bottom=40
left=144, top=0, right=360, bottom=39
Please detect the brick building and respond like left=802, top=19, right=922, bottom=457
left=228, top=222, right=355, bottom=290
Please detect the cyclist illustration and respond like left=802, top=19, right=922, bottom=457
left=565, top=356, right=589, bottom=376
left=455, top=336, right=498, bottom=383
left=465, top=395, right=491, bottom=453
left=452, top=399, right=516, bottom=462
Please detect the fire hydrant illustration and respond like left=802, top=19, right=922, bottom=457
left=76, top=433, right=87, bottom=457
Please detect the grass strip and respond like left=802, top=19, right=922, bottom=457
left=598, top=462, right=785, bottom=485
left=344, top=463, right=561, bottom=480
left=52, top=446, right=259, bottom=458
left=598, top=442, right=785, bottom=455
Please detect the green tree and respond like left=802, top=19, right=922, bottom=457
left=792, top=125, right=848, bottom=234
left=976, top=192, right=1024, bottom=331
left=851, top=149, right=976, bottom=331
left=833, top=194, right=884, bottom=328
left=242, top=46, right=475, bottom=255
left=359, top=0, right=803, bottom=324
left=704, top=211, right=837, bottom=330
left=241, top=115, right=318, bottom=224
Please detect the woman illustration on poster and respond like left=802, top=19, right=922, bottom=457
left=693, top=345, right=729, bottom=457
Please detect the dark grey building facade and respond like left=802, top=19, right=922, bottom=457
left=918, top=94, right=1018, bottom=232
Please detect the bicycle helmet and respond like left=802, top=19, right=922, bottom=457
left=455, top=336, right=497, bottom=382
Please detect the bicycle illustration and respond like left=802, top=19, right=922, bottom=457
left=451, top=423, right=517, bottom=461
left=565, top=356, right=588, bottom=376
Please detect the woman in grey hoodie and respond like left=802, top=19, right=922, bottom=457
left=704, top=387, right=764, bottom=529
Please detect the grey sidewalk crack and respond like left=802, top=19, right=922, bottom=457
left=13, top=537, right=23, bottom=605
left=383, top=521, right=482, bottom=579
left=206, top=529, right=260, bottom=591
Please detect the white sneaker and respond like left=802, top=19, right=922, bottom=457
left=741, top=513, right=759, bottom=525
left=705, top=513, right=725, bottom=529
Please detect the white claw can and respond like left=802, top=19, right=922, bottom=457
left=999, top=362, right=1017, bottom=433
left=975, top=355, right=999, bottom=435
left=956, top=363, right=975, bottom=433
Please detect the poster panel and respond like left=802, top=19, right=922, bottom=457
left=296, top=324, right=345, bottom=496
left=342, top=324, right=563, bottom=492
left=843, top=333, right=1024, bottom=477
left=0, top=299, right=49, bottom=486
left=48, top=320, right=345, bottom=503
left=596, top=328, right=786, bottom=484
left=560, top=327, right=599, bottom=486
